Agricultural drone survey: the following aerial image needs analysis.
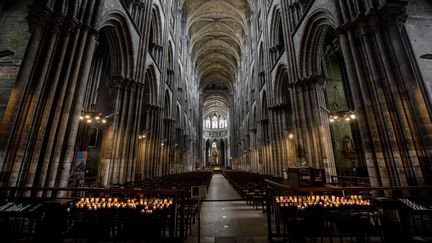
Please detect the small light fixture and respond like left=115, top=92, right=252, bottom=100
left=329, top=111, right=356, bottom=123
left=80, top=110, right=113, bottom=125
left=288, top=133, right=294, bottom=139
left=138, top=130, right=151, bottom=140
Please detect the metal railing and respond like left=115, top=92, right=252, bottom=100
left=0, top=186, right=189, bottom=242
left=264, top=179, right=432, bottom=242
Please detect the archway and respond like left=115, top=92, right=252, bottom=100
left=273, top=64, right=295, bottom=170
left=269, top=6, right=285, bottom=66
left=76, top=10, right=136, bottom=187
left=219, top=139, right=225, bottom=167
left=321, top=30, right=365, bottom=177
left=205, top=139, right=211, bottom=167
left=297, top=10, right=367, bottom=182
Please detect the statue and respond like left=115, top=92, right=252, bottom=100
left=342, top=136, right=355, bottom=155
left=210, top=147, right=219, bottom=165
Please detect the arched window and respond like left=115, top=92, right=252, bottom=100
left=262, top=91, right=269, bottom=143
left=149, top=7, right=163, bottom=66
left=212, top=115, right=218, bottom=129
left=167, top=42, right=174, bottom=87
left=205, top=117, right=211, bottom=128
left=163, top=91, right=170, bottom=139
left=258, top=42, right=265, bottom=87
left=219, top=117, right=225, bottom=128
left=323, top=32, right=352, bottom=113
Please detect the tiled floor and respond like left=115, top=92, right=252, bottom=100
left=186, top=174, right=268, bottom=243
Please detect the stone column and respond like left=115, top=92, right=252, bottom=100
left=314, top=82, right=337, bottom=181
left=99, top=81, right=122, bottom=187
left=55, top=0, right=103, bottom=190
left=7, top=17, right=62, bottom=187
left=0, top=13, right=46, bottom=175
left=385, top=15, right=432, bottom=184
left=33, top=18, right=79, bottom=190
left=56, top=27, right=100, bottom=188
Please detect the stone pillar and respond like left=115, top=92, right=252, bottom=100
left=314, top=82, right=337, bottom=181
left=360, top=24, right=405, bottom=186
left=339, top=30, right=385, bottom=188
left=34, top=18, right=78, bottom=190
left=0, top=13, right=46, bottom=174
left=99, top=80, right=122, bottom=187
left=55, top=0, right=103, bottom=190
left=7, top=17, right=62, bottom=187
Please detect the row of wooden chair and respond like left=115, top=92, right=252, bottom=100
left=222, top=171, right=282, bottom=211
left=122, top=171, right=213, bottom=192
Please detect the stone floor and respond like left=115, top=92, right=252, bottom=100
left=186, top=174, right=268, bottom=243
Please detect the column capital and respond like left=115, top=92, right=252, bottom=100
left=81, top=23, right=98, bottom=36
left=107, top=77, right=126, bottom=89
left=143, top=104, right=164, bottom=112
left=47, top=15, right=64, bottom=34
left=62, top=16, right=80, bottom=35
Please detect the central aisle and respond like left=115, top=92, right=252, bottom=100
left=187, top=174, right=268, bottom=243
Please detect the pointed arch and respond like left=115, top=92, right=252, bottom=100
left=168, top=41, right=174, bottom=70
left=176, top=105, right=181, bottom=127
left=163, top=90, right=171, bottom=139
left=273, top=64, right=291, bottom=106
left=167, top=42, right=175, bottom=87
left=164, top=90, right=171, bottom=118
left=143, top=65, right=158, bottom=105
left=299, top=10, right=336, bottom=79
left=269, top=5, right=285, bottom=66
left=261, top=90, right=268, bottom=120
left=219, top=138, right=226, bottom=166
left=149, top=4, right=164, bottom=66
left=258, top=42, right=265, bottom=87
left=258, top=42, right=265, bottom=71
left=150, top=5, right=163, bottom=46
left=99, top=12, right=135, bottom=79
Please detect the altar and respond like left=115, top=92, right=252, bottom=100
left=209, top=144, right=220, bottom=166
left=212, top=166, right=221, bottom=171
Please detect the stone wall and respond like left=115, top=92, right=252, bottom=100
left=0, top=0, right=31, bottom=120
left=405, top=0, right=432, bottom=102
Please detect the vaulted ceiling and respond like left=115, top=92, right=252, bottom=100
left=183, top=0, right=250, bottom=91
left=203, top=93, right=230, bottom=118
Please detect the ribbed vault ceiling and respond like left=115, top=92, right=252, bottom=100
left=184, top=0, right=250, bottom=91
left=203, top=92, right=230, bottom=118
